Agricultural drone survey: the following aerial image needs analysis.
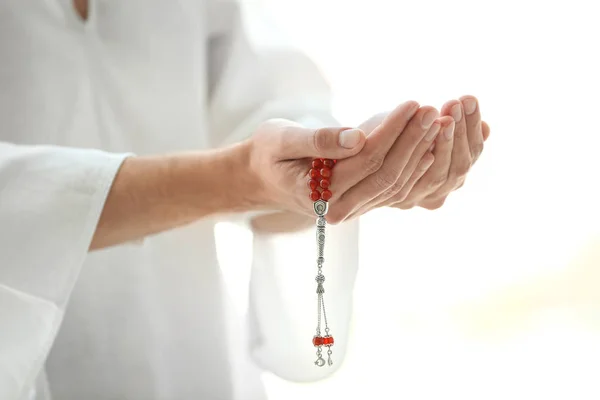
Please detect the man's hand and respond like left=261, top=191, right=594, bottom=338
left=246, top=119, right=367, bottom=217
left=249, top=96, right=490, bottom=234
left=247, top=101, right=441, bottom=224
left=342, top=96, right=490, bottom=217
left=392, top=96, right=490, bottom=210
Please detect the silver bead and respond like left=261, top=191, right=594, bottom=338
left=317, top=256, right=324, bottom=264
left=313, top=200, right=329, bottom=216
left=315, top=275, right=325, bottom=283
left=317, top=229, right=325, bottom=245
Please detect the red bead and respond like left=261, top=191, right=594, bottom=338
left=312, top=159, right=323, bottom=169
left=323, top=159, right=335, bottom=168
left=313, top=336, right=324, bottom=346
left=308, top=179, right=319, bottom=191
left=309, top=168, right=321, bottom=179
left=323, top=336, right=334, bottom=346
left=319, top=179, right=330, bottom=189
left=310, top=190, right=321, bottom=201
left=320, top=167, right=332, bottom=178
left=321, top=189, right=332, bottom=201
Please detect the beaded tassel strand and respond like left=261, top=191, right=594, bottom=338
left=308, top=158, right=336, bottom=367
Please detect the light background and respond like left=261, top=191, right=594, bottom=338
left=218, top=1, right=600, bottom=399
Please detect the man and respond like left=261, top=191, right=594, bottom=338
left=0, top=1, right=489, bottom=399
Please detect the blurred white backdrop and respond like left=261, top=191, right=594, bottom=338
left=216, top=0, right=600, bottom=399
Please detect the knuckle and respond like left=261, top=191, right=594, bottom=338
left=471, top=141, right=484, bottom=159
left=423, top=197, right=446, bottom=210
left=269, top=125, right=294, bottom=152
left=391, top=178, right=407, bottom=194
left=327, top=208, right=346, bottom=225
left=454, top=126, right=467, bottom=139
left=385, top=174, right=409, bottom=197
left=444, top=175, right=464, bottom=192
left=428, top=174, right=448, bottom=189
left=381, top=183, right=402, bottom=201
left=406, top=126, right=425, bottom=143
left=394, top=188, right=410, bottom=203
left=364, top=154, right=385, bottom=174
left=452, top=160, right=471, bottom=177
left=397, top=201, right=415, bottom=210
left=419, top=160, right=432, bottom=172
left=373, top=169, right=398, bottom=190
left=312, top=128, right=331, bottom=153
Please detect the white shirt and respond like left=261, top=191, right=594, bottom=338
left=0, top=1, right=359, bottom=399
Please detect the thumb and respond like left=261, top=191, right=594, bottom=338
left=280, top=125, right=366, bottom=160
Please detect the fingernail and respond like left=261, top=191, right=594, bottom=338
left=424, top=122, right=440, bottom=141
left=338, top=128, right=362, bottom=149
left=463, top=98, right=477, bottom=115
left=444, top=122, right=455, bottom=140
left=451, top=104, right=462, bottom=122
left=422, top=110, right=438, bottom=129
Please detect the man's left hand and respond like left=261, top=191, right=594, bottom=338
left=392, top=96, right=490, bottom=210
left=349, top=96, right=490, bottom=217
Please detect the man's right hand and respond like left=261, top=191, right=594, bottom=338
left=246, top=101, right=441, bottom=223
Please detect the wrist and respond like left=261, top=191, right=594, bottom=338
left=177, top=140, right=265, bottom=217
left=91, top=144, right=265, bottom=250
left=215, top=139, right=266, bottom=213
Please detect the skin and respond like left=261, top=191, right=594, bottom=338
left=320, top=96, right=490, bottom=218
left=393, top=96, right=491, bottom=210
left=91, top=143, right=260, bottom=249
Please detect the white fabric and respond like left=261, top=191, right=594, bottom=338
left=0, top=1, right=359, bottom=400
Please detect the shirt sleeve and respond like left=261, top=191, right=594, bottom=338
left=0, top=142, right=127, bottom=400
left=205, top=2, right=360, bottom=381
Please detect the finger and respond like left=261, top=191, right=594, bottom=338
left=333, top=101, right=420, bottom=193
left=333, top=106, right=439, bottom=221
left=387, top=120, right=441, bottom=198
left=460, top=95, right=484, bottom=161
left=349, top=152, right=434, bottom=218
left=400, top=116, right=455, bottom=205
left=352, top=119, right=442, bottom=211
left=418, top=196, right=447, bottom=210
left=273, top=119, right=366, bottom=160
left=482, top=121, right=491, bottom=141
left=434, top=99, right=471, bottom=194
left=386, top=152, right=435, bottom=207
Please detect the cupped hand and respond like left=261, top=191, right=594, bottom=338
left=392, top=95, right=491, bottom=210
left=247, top=101, right=441, bottom=222
left=331, top=102, right=441, bottom=222
left=247, top=118, right=367, bottom=217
